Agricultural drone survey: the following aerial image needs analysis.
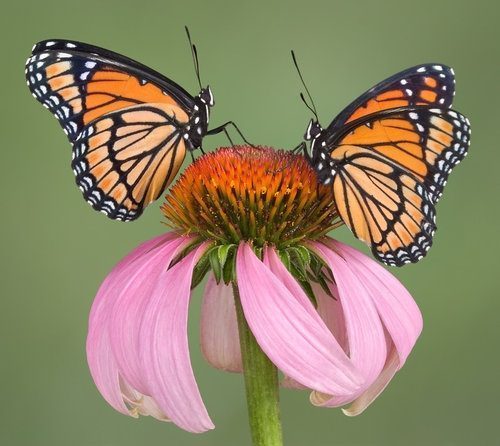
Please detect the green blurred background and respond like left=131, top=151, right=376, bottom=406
left=1, top=0, right=498, bottom=445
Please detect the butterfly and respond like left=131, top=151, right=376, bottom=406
left=25, top=33, right=239, bottom=221
left=294, top=58, right=470, bottom=266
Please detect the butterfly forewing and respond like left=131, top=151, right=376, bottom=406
left=327, top=64, right=456, bottom=134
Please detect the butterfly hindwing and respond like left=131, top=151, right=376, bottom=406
left=332, top=147, right=436, bottom=265
left=73, top=103, right=188, bottom=221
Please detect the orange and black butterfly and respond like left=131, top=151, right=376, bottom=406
left=26, top=34, right=238, bottom=221
left=295, top=58, right=470, bottom=266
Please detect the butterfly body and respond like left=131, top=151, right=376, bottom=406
left=26, top=39, right=217, bottom=221
left=300, top=64, right=470, bottom=266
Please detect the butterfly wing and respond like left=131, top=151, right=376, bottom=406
left=26, top=40, right=194, bottom=220
left=328, top=107, right=470, bottom=266
left=73, top=103, right=187, bottom=220
left=326, top=63, right=456, bottom=134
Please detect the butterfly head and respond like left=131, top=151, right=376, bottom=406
left=187, top=87, right=214, bottom=150
left=304, top=119, right=323, bottom=141
left=199, top=86, right=214, bottom=107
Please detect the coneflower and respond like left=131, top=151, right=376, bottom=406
left=87, top=146, right=422, bottom=445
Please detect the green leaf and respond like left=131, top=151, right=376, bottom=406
left=317, top=274, right=333, bottom=298
left=310, top=254, right=323, bottom=278
left=169, top=237, right=204, bottom=269
left=289, top=262, right=307, bottom=282
left=218, top=244, right=235, bottom=268
left=297, top=279, right=317, bottom=307
left=278, top=250, right=291, bottom=270
left=191, top=255, right=210, bottom=289
left=296, top=245, right=311, bottom=265
left=253, top=246, right=263, bottom=260
left=223, top=246, right=237, bottom=285
left=209, top=248, right=222, bottom=284
left=287, top=248, right=308, bottom=281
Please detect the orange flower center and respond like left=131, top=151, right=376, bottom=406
left=162, top=146, right=340, bottom=248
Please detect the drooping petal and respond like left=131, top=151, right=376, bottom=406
left=108, top=236, right=188, bottom=395
left=86, top=233, right=176, bottom=417
left=263, top=247, right=336, bottom=390
left=284, top=282, right=347, bottom=393
left=236, top=243, right=361, bottom=397
left=327, top=239, right=423, bottom=415
left=330, top=239, right=423, bottom=365
left=200, top=275, right=243, bottom=373
left=263, top=247, right=320, bottom=319
left=342, top=343, right=400, bottom=416
left=139, top=242, right=215, bottom=433
left=313, top=282, right=348, bottom=354
left=307, top=241, right=387, bottom=408
left=120, top=378, right=170, bottom=421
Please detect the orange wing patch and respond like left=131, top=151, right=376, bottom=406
left=345, top=90, right=409, bottom=123
left=26, top=51, right=191, bottom=142
left=338, top=117, right=428, bottom=179
left=82, top=68, right=181, bottom=124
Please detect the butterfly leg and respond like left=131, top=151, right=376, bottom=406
left=207, top=121, right=255, bottom=147
left=223, top=128, right=235, bottom=146
left=189, top=146, right=206, bottom=163
left=291, top=141, right=309, bottom=158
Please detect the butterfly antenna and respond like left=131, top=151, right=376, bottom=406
left=300, top=93, right=318, bottom=120
left=185, top=26, right=203, bottom=89
left=291, top=50, right=319, bottom=121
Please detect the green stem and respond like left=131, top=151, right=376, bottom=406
left=233, top=282, right=284, bottom=446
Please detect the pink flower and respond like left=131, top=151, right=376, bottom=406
left=86, top=147, right=422, bottom=432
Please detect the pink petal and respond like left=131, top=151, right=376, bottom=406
left=313, top=282, right=348, bottom=354
left=263, top=248, right=335, bottom=390
left=327, top=239, right=422, bottom=414
left=236, top=243, right=361, bottom=396
left=330, top=240, right=423, bottom=365
left=200, top=275, right=243, bottom=373
left=307, top=241, right=387, bottom=408
left=86, top=233, right=176, bottom=417
left=342, top=343, right=400, bottom=416
left=281, top=375, right=309, bottom=390
left=108, top=236, right=187, bottom=395
left=282, top=282, right=347, bottom=391
left=139, top=242, right=215, bottom=433
left=120, top=378, right=170, bottom=421
left=262, top=247, right=319, bottom=319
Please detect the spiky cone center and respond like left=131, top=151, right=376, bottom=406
left=162, top=146, right=340, bottom=248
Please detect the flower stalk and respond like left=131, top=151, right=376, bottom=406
left=233, top=282, right=284, bottom=446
